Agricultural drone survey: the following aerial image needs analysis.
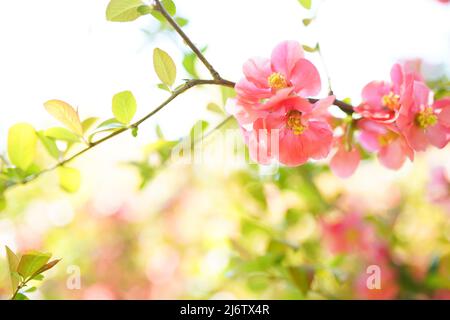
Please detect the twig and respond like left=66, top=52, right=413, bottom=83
left=153, top=0, right=222, bottom=80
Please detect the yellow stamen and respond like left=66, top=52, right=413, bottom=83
left=268, top=72, right=288, bottom=90
left=286, top=110, right=306, bottom=135
left=416, top=106, right=437, bottom=129
left=378, top=131, right=398, bottom=147
left=381, top=92, right=400, bottom=110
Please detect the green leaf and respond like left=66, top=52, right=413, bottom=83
left=221, top=86, right=236, bottom=106
left=151, top=0, right=176, bottom=21
left=182, top=52, right=198, bottom=78
left=288, top=266, right=315, bottom=295
left=32, top=259, right=61, bottom=279
left=25, top=286, right=37, bottom=293
left=175, top=17, right=188, bottom=27
left=57, top=167, right=81, bottom=193
left=298, top=0, right=312, bottom=9
left=131, top=126, right=139, bottom=137
left=81, top=117, right=99, bottom=133
left=207, top=102, right=225, bottom=115
left=33, top=274, right=44, bottom=281
left=106, top=0, right=148, bottom=22
left=45, top=127, right=81, bottom=143
left=112, top=91, right=137, bottom=125
left=189, top=120, right=209, bottom=142
left=155, top=124, right=164, bottom=139
left=302, top=18, right=313, bottom=26
left=44, top=100, right=83, bottom=136
left=17, top=252, right=51, bottom=279
left=37, top=131, right=60, bottom=159
left=7, top=123, right=37, bottom=171
left=13, top=293, right=29, bottom=300
left=302, top=44, right=319, bottom=53
left=157, top=83, right=171, bottom=92
left=153, top=48, right=177, bottom=87
left=6, top=246, right=20, bottom=294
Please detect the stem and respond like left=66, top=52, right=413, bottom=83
left=153, top=0, right=222, bottom=80
left=16, top=79, right=234, bottom=187
left=6, top=2, right=356, bottom=189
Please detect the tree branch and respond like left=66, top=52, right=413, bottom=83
left=153, top=0, right=223, bottom=80
left=6, top=3, right=356, bottom=190
left=14, top=79, right=235, bottom=187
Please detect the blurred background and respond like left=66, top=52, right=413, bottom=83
left=0, top=0, right=449, bottom=299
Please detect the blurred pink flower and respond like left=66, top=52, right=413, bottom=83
left=427, top=166, right=450, bottom=213
left=330, top=141, right=361, bottom=178
left=355, top=64, right=413, bottom=123
left=397, top=83, right=450, bottom=151
left=355, top=263, right=399, bottom=300
left=242, top=96, right=334, bottom=166
left=321, top=212, right=375, bottom=255
left=358, top=119, right=414, bottom=170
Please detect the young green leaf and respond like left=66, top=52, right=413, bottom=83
left=44, top=100, right=83, bottom=136
left=5, top=246, right=20, bottom=294
left=157, top=83, right=171, bottom=92
left=13, top=293, right=29, bottom=300
left=7, top=123, right=37, bottom=171
left=17, top=252, right=51, bottom=279
left=151, top=0, right=176, bottom=21
left=57, top=167, right=81, bottom=193
left=106, top=0, right=149, bottom=22
left=81, top=117, right=99, bottom=133
left=112, top=91, right=137, bottom=125
left=298, top=0, right=312, bottom=9
left=207, top=102, right=225, bottom=115
left=32, top=259, right=61, bottom=278
left=37, top=131, right=60, bottom=160
left=153, top=48, right=177, bottom=87
left=302, top=18, right=313, bottom=26
left=45, top=127, right=81, bottom=143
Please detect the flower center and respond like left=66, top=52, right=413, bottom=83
left=286, top=110, right=306, bottom=135
left=381, top=92, right=400, bottom=110
left=268, top=72, right=288, bottom=90
left=415, top=106, right=437, bottom=129
left=378, top=131, right=398, bottom=147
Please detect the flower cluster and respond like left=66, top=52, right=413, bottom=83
left=228, top=41, right=450, bottom=178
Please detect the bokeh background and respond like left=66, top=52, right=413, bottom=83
left=0, top=0, right=449, bottom=299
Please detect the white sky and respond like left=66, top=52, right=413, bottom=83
left=0, top=0, right=449, bottom=158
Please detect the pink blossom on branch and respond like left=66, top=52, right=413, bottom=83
left=354, top=64, right=413, bottom=123
left=358, top=119, right=414, bottom=170
left=242, top=96, right=335, bottom=166
left=397, top=83, right=450, bottom=151
left=234, top=40, right=321, bottom=117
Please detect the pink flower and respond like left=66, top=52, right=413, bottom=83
left=355, top=64, right=412, bottom=123
left=330, top=140, right=361, bottom=178
left=355, top=263, right=399, bottom=300
left=321, top=212, right=376, bottom=255
left=358, top=119, right=414, bottom=170
left=243, top=96, right=334, bottom=166
left=428, top=166, right=450, bottom=213
left=397, top=82, right=450, bottom=151
left=235, top=40, right=321, bottom=115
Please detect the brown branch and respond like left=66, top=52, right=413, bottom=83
left=13, top=79, right=235, bottom=187
left=153, top=0, right=223, bottom=81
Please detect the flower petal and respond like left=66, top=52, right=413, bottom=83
left=278, top=131, right=309, bottom=166
left=242, top=57, right=272, bottom=88
left=361, top=81, right=391, bottom=109
left=302, top=121, right=333, bottom=160
left=330, top=147, right=360, bottom=178
left=426, top=123, right=449, bottom=149
left=270, top=41, right=304, bottom=78
left=290, top=58, right=321, bottom=97
left=378, top=139, right=407, bottom=170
